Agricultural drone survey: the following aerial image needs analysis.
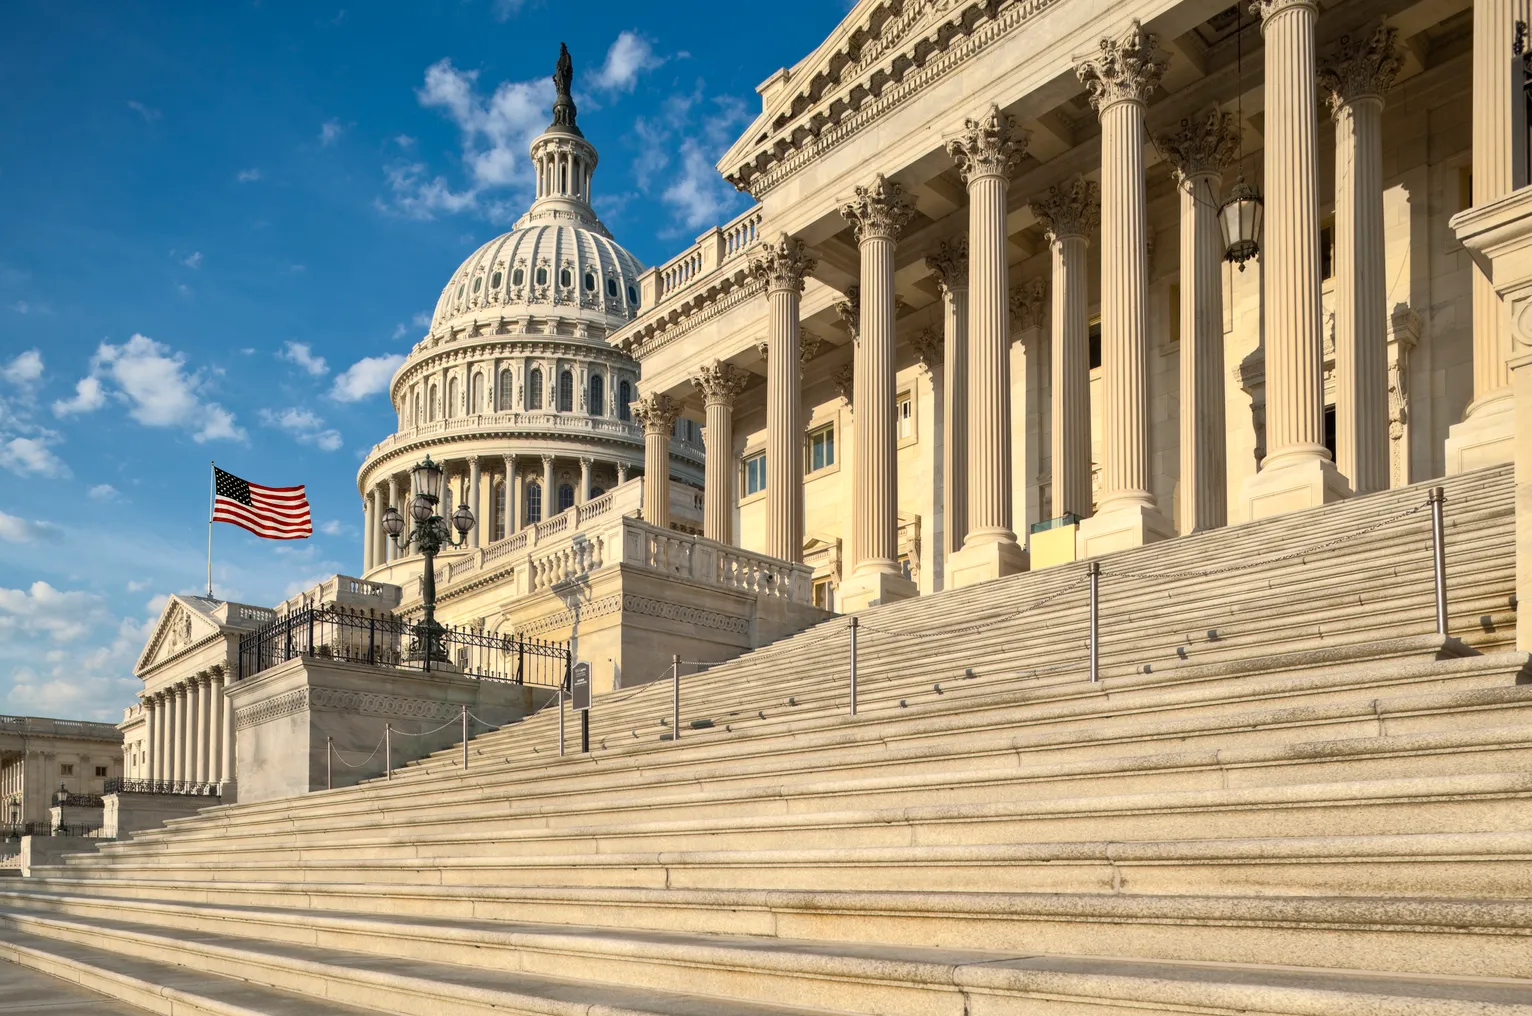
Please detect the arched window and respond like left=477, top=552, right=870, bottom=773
left=498, top=370, right=514, bottom=411
left=557, top=370, right=574, bottom=412
left=557, top=483, right=575, bottom=512
left=618, top=380, right=632, bottom=421
left=589, top=374, right=604, bottom=417
left=491, top=482, right=507, bottom=541
left=428, top=383, right=438, bottom=421
left=524, top=482, right=542, bottom=525
left=446, top=378, right=458, bottom=419
left=528, top=368, right=544, bottom=410
left=471, top=373, right=484, bottom=414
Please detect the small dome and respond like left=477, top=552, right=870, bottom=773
left=429, top=223, right=644, bottom=335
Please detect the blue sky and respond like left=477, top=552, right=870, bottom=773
left=0, top=0, right=846, bottom=720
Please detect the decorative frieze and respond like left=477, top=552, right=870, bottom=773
left=1076, top=20, right=1168, bottom=112
left=945, top=105, right=1027, bottom=184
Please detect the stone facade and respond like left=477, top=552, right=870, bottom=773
left=0, top=716, right=122, bottom=827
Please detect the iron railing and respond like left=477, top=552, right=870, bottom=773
left=1, top=822, right=103, bottom=838
left=236, top=606, right=571, bottom=686
left=50, top=791, right=104, bottom=808
left=103, top=778, right=221, bottom=797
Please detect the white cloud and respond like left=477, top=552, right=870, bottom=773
left=319, top=119, right=344, bottom=146
left=592, top=32, right=665, bottom=93
left=490, top=0, right=524, bottom=20
left=631, top=88, right=752, bottom=234
left=279, top=340, right=329, bottom=377
left=87, top=484, right=118, bottom=501
left=0, top=581, right=103, bottom=643
left=126, top=100, right=161, bottom=122
left=1, top=583, right=151, bottom=721
left=383, top=60, right=552, bottom=218
left=90, top=333, right=246, bottom=442
left=236, top=168, right=262, bottom=182
left=8, top=301, right=51, bottom=316
left=182, top=251, right=204, bottom=269
left=52, top=376, right=106, bottom=416
left=0, top=436, right=70, bottom=479
left=259, top=407, right=343, bottom=452
left=1, top=349, right=42, bottom=386
left=330, top=353, right=405, bottom=402
left=412, top=310, right=431, bottom=328
left=319, top=519, right=344, bottom=536
left=0, top=510, right=61, bottom=543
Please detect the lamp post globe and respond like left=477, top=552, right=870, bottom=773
left=381, top=505, right=405, bottom=539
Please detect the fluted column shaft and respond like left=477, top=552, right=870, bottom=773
left=219, top=673, right=234, bottom=784
left=207, top=673, right=223, bottom=783
left=1052, top=232, right=1093, bottom=518
left=693, top=362, right=748, bottom=545
left=964, top=170, right=1017, bottom=543
left=750, top=235, right=815, bottom=562
left=468, top=457, right=481, bottom=546
left=1262, top=0, right=1327, bottom=467
left=193, top=677, right=209, bottom=783
left=1179, top=169, right=1229, bottom=529
left=633, top=395, right=679, bottom=529
left=942, top=282, right=969, bottom=555
left=171, top=686, right=186, bottom=782
left=362, top=492, right=374, bottom=571
left=502, top=456, right=516, bottom=537
left=542, top=455, right=556, bottom=515
left=147, top=697, right=161, bottom=781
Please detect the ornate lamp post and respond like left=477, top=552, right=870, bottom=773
left=379, top=456, right=475, bottom=667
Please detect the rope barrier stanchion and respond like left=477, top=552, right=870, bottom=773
left=385, top=724, right=392, bottom=781
left=848, top=616, right=859, bottom=716
left=461, top=705, right=469, bottom=771
left=1430, top=486, right=1449, bottom=637
left=672, top=654, right=681, bottom=742
left=1088, top=561, right=1101, bottom=684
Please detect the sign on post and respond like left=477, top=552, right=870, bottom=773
left=570, top=661, right=592, bottom=712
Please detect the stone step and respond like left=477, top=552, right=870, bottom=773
left=110, top=643, right=1524, bottom=851
left=30, top=829, right=1532, bottom=898
left=2, top=894, right=1532, bottom=1011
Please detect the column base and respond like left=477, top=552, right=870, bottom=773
left=1075, top=501, right=1173, bottom=559
left=948, top=535, right=1029, bottom=589
left=838, top=567, right=919, bottom=612
left=1444, top=392, right=1515, bottom=474
left=1238, top=454, right=1351, bottom=523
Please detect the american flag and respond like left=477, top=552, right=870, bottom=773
left=212, top=466, right=311, bottom=540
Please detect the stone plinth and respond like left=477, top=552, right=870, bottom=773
left=1450, top=184, right=1532, bottom=653
left=19, top=835, right=101, bottom=877
left=102, top=791, right=221, bottom=839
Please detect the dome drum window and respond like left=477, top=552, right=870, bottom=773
left=491, top=270, right=503, bottom=289
left=472, top=277, right=482, bottom=293
left=535, top=267, right=548, bottom=286
left=627, top=285, right=639, bottom=306
left=606, top=278, right=618, bottom=298
left=559, top=268, right=572, bottom=289
left=584, top=272, right=596, bottom=292
left=513, top=268, right=525, bottom=287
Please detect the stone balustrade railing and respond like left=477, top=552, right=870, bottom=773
left=640, top=205, right=763, bottom=308
left=404, top=477, right=812, bottom=608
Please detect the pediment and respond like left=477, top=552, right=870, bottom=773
left=134, top=596, right=224, bottom=675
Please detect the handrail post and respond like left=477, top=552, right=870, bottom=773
left=1088, top=562, right=1101, bottom=684
left=462, top=705, right=469, bottom=771
left=672, top=654, right=681, bottom=742
left=848, top=617, right=859, bottom=716
left=1429, top=486, right=1449, bottom=637
left=385, top=724, right=392, bottom=781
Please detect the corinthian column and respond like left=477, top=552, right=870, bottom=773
left=839, top=174, right=919, bottom=609
left=468, top=456, right=482, bottom=545
left=946, top=105, right=1030, bottom=586
left=1158, top=108, right=1242, bottom=532
left=1239, top=0, right=1350, bottom=520
left=171, top=683, right=187, bottom=782
left=749, top=234, right=816, bottom=562
left=1032, top=179, right=1100, bottom=522
left=1323, top=27, right=1400, bottom=496
left=1446, top=0, right=1529, bottom=471
left=1074, top=21, right=1174, bottom=554
left=691, top=361, right=750, bottom=544
left=633, top=394, right=680, bottom=530
left=926, top=240, right=969, bottom=561
left=501, top=456, right=516, bottom=537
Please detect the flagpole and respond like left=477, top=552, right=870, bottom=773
left=207, top=460, right=215, bottom=598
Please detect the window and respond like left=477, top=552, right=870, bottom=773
left=536, top=266, right=548, bottom=286
left=94, top=766, right=107, bottom=778
left=812, top=577, right=835, bottom=612
left=528, top=369, right=544, bottom=410
left=471, top=373, right=483, bottom=413
left=492, top=482, right=506, bottom=541
left=1088, top=321, right=1102, bottom=370
left=896, top=393, right=913, bottom=440
left=525, top=482, right=542, bottom=525
left=447, top=378, right=458, bottom=419
left=558, top=483, right=575, bottom=512
left=428, top=383, right=439, bottom=421
left=491, top=270, right=503, bottom=289
left=472, top=276, right=482, bottom=293
left=808, top=423, right=835, bottom=472
left=589, top=374, right=604, bottom=416
left=558, top=370, right=574, bottom=412
left=60, top=764, right=74, bottom=776
left=607, top=278, right=618, bottom=298
left=498, top=370, right=514, bottom=410
left=559, top=267, right=573, bottom=288
left=628, top=285, right=639, bottom=305
left=618, top=380, right=632, bottom=421
left=743, top=452, right=767, bottom=496
left=584, top=272, right=596, bottom=292
left=456, top=283, right=465, bottom=300
left=512, top=267, right=525, bottom=287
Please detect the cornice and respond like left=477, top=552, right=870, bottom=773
left=624, top=271, right=766, bottom=361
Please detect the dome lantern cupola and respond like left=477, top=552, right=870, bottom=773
left=521, top=43, right=602, bottom=232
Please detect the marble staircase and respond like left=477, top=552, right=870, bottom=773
left=1, top=466, right=1529, bottom=1016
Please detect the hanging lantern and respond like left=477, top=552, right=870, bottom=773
left=1220, top=175, right=1264, bottom=270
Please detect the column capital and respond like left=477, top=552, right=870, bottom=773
left=1319, top=25, right=1401, bottom=116
left=1030, top=178, right=1101, bottom=243
left=1250, top=0, right=1317, bottom=25
left=631, top=393, right=681, bottom=435
left=749, top=233, right=816, bottom=294
left=910, top=327, right=943, bottom=371
left=1009, top=277, right=1047, bottom=331
left=579, top=456, right=593, bottom=468
left=945, top=104, right=1028, bottom=183
left=836, top=286, right=860, bottom=342
left=925, top=238, right=970, bottom=295
left=540, top=453, right=555, bottom=467
left=840, top=174, right=915, bottom=244
left=832, top=364, right=854, bottom=406
left=1077, top=20, right=1168, bottom=113
left=1156, top=107, right=1243, bottom=182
